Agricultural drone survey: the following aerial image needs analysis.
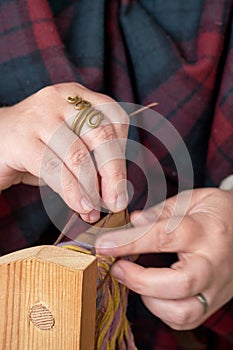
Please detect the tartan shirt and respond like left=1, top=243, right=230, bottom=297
left=0, top=0, right=233, bottom=349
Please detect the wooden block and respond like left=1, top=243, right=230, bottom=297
left=0, top=245, right=97, bottom=350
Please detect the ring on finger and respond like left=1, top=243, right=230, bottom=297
left=196, top=293, right=208, bottom=315
left=67, top=95, right=104, bottom=136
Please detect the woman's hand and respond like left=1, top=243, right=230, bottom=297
left=96, top=188, right=233, bottom=330
left=0, top=82, right=129, bottom=222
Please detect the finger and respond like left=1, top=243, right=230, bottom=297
left=95, top=215, right=203, bottom=255
left=82, top=122, right=128, bottom=212
left=23, top=138, right=97, bottom=217
left=43, top=122, right=100, bottom=211
left=130, top=201, right=169, bottom=226
left=80, top=211, right=101, bottom=223
left=110, top=255, right=212, bottom=299
left=0, top=169, right=41, bottom=187
left=130, top=190, right=194, bottom=228
left=42, top=149, right=100, bottom=221
left=44, top=88, right=127, bottom=214
left=21, top=173, right=41, bottom=186
left=58, top=85, right=129, bottom=212
left=141, top=294, right=207, bottom=330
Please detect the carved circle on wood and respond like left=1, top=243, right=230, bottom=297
left=29, top=303, right=55, bottom=330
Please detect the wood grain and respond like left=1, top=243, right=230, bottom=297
left=0, top=245, right=97, bottom=350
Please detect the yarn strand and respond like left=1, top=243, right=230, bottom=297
left=62, top=244, right=137, bottom=350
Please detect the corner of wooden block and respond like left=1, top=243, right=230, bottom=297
left=0, top=245, right=97, bottom=350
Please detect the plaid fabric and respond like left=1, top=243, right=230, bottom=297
left=0, top=0, right=233, bottom=349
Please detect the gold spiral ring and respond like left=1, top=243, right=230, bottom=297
left=67, top=96, right=104, bottom=136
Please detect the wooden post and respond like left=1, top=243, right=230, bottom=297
left=0, top=245, right=97, bottom=350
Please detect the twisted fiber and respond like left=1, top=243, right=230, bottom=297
left=63, top=245, right=137, bottom=350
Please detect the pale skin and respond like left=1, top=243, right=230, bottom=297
left=2, top=82, right=232, bottom=331
left=0, top=82, right=129, bottom=222
left=95, top=187, right=233, bottom=330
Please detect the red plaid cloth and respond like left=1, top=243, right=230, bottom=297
left=0, top=1, right=233, bottom=349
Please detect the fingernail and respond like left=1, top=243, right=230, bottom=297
left=116, top=192, right=128, bottom=210
left=111, top=264, right=125, bottom=281
left=95, top=239, right=117, bottom=249
left=90, top=210, right=100, bottom=223
left=81, top=197, right=93, bottom=212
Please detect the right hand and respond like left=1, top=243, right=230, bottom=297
left=0, top=82, right=129, bottom=222
left=96, top=188, right=233, bottom=330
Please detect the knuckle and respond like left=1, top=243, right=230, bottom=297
left=163, top=204, right=175, bottom=217
left=73, top=82, right=86, bottom=91
left=110, top=168, right=126, bottom=180
left=96, top=124, right=116, bottom=142
left=94, top=92, right=115, bottom=104
left=69, top=147, right=89, bottom=169
left=62, top=177, right=75, bottom=195
left=90, top=92, right=129, bottom=121
left=37, top=85, right=58, bottom=98
left=43, top=157, right=61, bottom=175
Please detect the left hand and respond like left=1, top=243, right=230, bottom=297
left=0, top=83, right=129, bottom=222
left=95, top=188, right=233, bottom=330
